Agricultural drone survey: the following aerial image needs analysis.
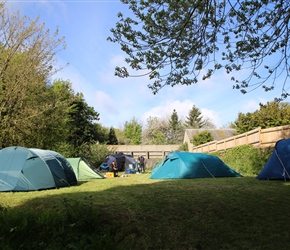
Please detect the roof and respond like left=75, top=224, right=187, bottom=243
left=183, top=129, right=236, bottom=146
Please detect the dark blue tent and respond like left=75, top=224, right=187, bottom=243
left=151, top=151, right=241, bottom=179
left=257, top=138, right=290, bottom=180
left=98, top=152, right=137, bottom=172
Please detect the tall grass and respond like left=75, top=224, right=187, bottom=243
left=1, top=174, right=290, bottom=249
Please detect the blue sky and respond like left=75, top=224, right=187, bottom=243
left=7, top=0, right=285, bottom=129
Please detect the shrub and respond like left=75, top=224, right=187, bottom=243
left=178, top=143, right=188, bottom=151
left=211, top=145, right=272, bottom=176
left=192, top=131, right=214, bottom=146
left=86, top=143, right=115, bottom=168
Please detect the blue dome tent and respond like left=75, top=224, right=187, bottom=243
left=0, top=146, right=77, bottom=191
left=151, top=151, right=241, bottom=179
left=257, top=138, right=290, bottom=180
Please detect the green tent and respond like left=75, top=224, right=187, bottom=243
left=67, top=157, right=104, bottom=180
left=151, top=151, right=241, bottom=179
left=0, top=146, right=77, bottom=191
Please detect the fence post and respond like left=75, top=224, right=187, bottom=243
left=259, top=127, right=261, bottom=147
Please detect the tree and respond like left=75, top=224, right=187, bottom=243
left=234, top=101, right=290, bottom=134
left=0, top=3, right=66, bottom=148
left=93, top=123, right=110, bottom=144
left=234, top=112, right=259, bottom=134
left=203, top=118, right=216, bottom=129
left=185, top=105, right=206, bottom=128
left=114, top=128, right=126, bottom=145
left=67, top=93, right=100, bottom=149
left=168, top=109, right=183, bottom=144
left=192, top=131, right=214, bottom=146
left=108, top=127, right=119, bottom=145
left=108, top=1, right=290, bottom=100
left=142, top=116, right=169, bottom=144
left=28, top=80, right=76, bottom=149
left=123, top=117, right=142, bottom=144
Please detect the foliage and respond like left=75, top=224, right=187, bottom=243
left=0, top=3, right=116, bottom=157
left=169, top=109, right=180, bottom=131
left=114, top=128, right=126, bottom=145
left=168, top=109, right=184, bottom=144
left=67, top=93, right=100, bottom=149
left=234, top=101, right=290, bottom=134
left=108, top=127, right=118, bottom=145
left=0, top=3, right=66, bottom=148
left=123, top=117, right=142, bottom=144
left=212, top=145, right=272, bottom=176
left=142, top=116, right=168, bottom=144
left=178, top=142, right=188, bottom=151
left=108, top=1, right=290, bottom=99
left=191, top=130, right=214, bottom=146
left=84, top=143, right=114, bottom=168
left=93, top=123, right=110, bottom=144
left=0, top=78, right=75, bottom=149
left=185, top=105, right=206, bottom=128
left=151, top=129, right=167, bottom=145
left=53, top=142, right=76, bottom=158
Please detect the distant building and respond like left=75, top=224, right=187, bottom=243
left=183, top=129, right=236, bottom=151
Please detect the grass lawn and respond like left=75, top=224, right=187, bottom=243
left=1, top=173, right=290, bottom=249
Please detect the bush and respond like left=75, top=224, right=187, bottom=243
left=86, top=143, right=115, bottom=168
left=178, top=143, right=188, bottom=151
left=211, top=145, right=272, bottom=176
left=192, top=131, right=214, bottom=146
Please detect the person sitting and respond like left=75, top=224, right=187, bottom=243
left=110, top=161, right=118, bottom=177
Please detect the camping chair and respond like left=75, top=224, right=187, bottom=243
left=98, top=165, right=110, bottom=173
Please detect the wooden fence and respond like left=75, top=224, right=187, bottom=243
left=192, top=125, right=290, bottom=153
left=107, top=125, right=290, bottom=158
left=107, top=144, right=181, bottom=159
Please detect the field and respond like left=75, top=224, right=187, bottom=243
left=1, top=173, right=290, bottom=249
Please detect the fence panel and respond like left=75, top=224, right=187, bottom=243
left=107, top=144, right=181, bottom=159
left=260, top=125, right=290, bottom=148
left=192, top=126, right=290, bottom=153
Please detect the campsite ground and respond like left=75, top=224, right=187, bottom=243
left=1, top=173, right=290, bottom=249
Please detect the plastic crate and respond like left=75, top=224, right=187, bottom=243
left=106, top=172, right=114, bottom=178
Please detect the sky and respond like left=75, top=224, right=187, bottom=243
left=7, top=0, right=286, bottom=129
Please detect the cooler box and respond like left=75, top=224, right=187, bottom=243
left=106, top=172, right=114, bottom=178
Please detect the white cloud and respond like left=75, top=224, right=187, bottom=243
left=200, top=108, right=221, bottom=128
left=141, top=99, right=221, bottom=128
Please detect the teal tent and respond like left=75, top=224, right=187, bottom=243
left=0, top=146, right=77, bottom=191
left=151, top=151, right=241, bottom=179
left=67, top=157, right=104, bottom=180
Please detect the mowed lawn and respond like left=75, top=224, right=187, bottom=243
left=1, top=173, right=290, bottom=249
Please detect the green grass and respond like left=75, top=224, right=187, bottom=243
left=1, top=174, right=290, bottom=249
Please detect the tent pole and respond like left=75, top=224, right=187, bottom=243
left=202, top=162, right=215, bottom=178
left=274, top=149, right=290, bottom=181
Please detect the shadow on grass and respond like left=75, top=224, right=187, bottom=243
left=75, top=180, right=89, bottom=186
left=1, top=177, right=290, bottom=250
